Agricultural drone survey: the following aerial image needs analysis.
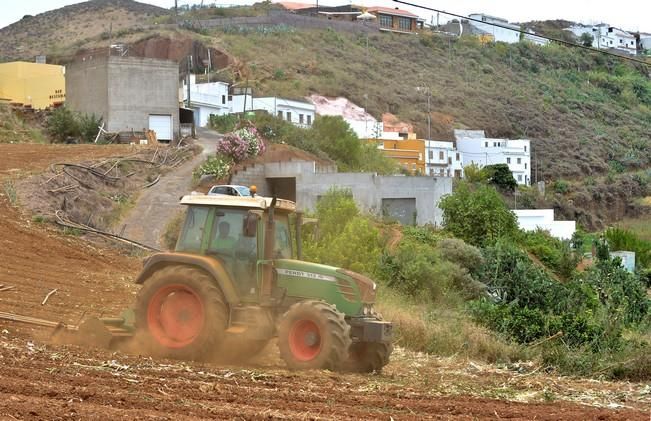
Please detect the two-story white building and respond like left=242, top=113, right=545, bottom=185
left=565, top=24, right=637, bottom=56
left=182, top=76, right=315, bottom=128
left=454, top=130, right=531, bottom=185
left=467, top=14, right=548, bottom=46
left=425, top=140, right=464, bottom=178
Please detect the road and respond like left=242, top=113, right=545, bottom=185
left=120, top=129, right=220, bottom=249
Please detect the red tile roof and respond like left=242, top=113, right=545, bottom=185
left=275, top=1, right=314, bottom=11
left=366, top=6, right=418, bottom=19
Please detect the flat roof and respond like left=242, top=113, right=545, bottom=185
left=181, top=194, right=296, bottom=212
left=367, top=6, right=418, bottom=19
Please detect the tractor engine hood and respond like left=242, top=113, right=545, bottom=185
left=273, top=260, right=377, bottom=305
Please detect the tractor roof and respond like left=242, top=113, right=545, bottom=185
left=180, top=194, right=296, bottom=212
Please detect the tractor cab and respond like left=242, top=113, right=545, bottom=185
left=174, top=194, right=295, bottom=302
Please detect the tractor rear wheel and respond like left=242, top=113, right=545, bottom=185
left=277, top=300, right=351, bottom=371
left=345, top=342, right=393, bottom=373
left=135, top=265, right=227, bottom=361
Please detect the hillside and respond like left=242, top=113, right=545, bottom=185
left=1, top=2, right=649, bottom=229
left=0, top=0, right=168, bottom=61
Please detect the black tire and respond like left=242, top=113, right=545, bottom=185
left=345, top=342, right=393, bottom=373
left=277, top=300, right=351, bottom=371
left=135, top=265, right=227, bottom=361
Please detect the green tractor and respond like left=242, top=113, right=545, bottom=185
left=134, top=193, right=392, bottom=372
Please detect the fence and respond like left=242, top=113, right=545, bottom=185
left=194, top=10, right=379, bottom=34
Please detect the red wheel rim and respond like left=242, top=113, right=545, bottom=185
left=146, top=284, right=204, bottom=349
left=288, top=320, right=321, bottom=361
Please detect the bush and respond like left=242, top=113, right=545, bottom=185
left=209, top=114, right=239, bottom=133
left=78, top=113, right=102, bottom=143
left=194, top=155, right=233, bottom=180
left=483, top=164, right=517, bottom=192
left=47, top=107, right=79, bottom=142
left=439, top=182, right=519, bottom=247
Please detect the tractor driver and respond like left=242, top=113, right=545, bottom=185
left=211, top=221, right=236, bottom=254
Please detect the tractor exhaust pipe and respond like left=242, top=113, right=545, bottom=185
left=262, top=197, right=277, bottom=300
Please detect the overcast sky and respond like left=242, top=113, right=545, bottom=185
left=2, top=0, right=650, bottom=32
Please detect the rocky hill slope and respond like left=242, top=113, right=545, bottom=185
left=0, top=0, right=168, bottom=61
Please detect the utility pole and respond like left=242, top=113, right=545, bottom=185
left=186, top=55, right=192, bottom=108
left=175, top=0, right=178, bottom=26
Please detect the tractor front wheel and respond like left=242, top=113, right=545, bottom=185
left=277, top=300, right=351, bottom=371
left=135, top=265, right=227, bottom=361
left=345, top=342, right=392, bottom=373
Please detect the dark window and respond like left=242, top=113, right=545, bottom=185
left=221, top=95, right=226, bottom=104
left=398, top=17, right=412, bottom=31
left=307, top=115, right=312, bottom=125
left=455, top=152, right=460, bottom=161
left=379, top=14, right=392, bottom=28
left=299, top=114, right=304, bottom=124
left=524, top=163, right=528, bottom=169
left=228, top=95, right=233, bottom=101
left=428, top=150, right=434, bottom=159
left=439, top=151, right=444, bottom=160
left=524, top=145, right=527, bottom=152
left=506, top=157, right=511, bottom=164
left=517, top=157, right=522, bottom=164
left=286, top=111, right=292, bottom=121
left=484, top=141, right=488, bottom=147
left=277, top=110, right=283, bottom=118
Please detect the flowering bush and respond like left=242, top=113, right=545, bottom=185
left=216, top=125, right=265, bottom=163
left=195, top=156, right=233, bottom=180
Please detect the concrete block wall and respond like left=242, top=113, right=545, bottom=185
left=230, top=164, right=269, bottom=195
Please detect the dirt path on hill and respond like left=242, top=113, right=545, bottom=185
left=120, top=129, right=220, bottom=249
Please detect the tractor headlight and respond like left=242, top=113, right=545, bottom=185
left=363, top=305, right=370, bottom=315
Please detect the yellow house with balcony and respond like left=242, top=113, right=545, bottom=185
left=0, top=61, right=65, bottom=109
left=372, top=138, right=426, bottom=175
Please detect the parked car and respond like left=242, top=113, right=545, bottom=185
left=207, top=185, right=252, bottom=197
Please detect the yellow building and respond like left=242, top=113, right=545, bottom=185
left=374, top=138, right=426, bottom=175
left=0, top=61, right=65, bottom=109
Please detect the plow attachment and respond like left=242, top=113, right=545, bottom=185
left=0, top=311, right=134, bottom=349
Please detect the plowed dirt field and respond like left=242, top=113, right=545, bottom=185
left=0, top=144, right=649, bottom=420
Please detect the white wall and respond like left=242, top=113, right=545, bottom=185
left=425, top=140, right=463, bottom=177
left=513, top=209, right=576, bottom=240
left=566, top=25, right=636, bottom=55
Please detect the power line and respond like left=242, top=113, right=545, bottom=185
left=393, top=0, right=650, bottom=67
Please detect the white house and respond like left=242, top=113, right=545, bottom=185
left=468, top=14, right=520, bottom=44
left=181, top=75, right=231, bottom=127
left=425, top=140, right=463, bottom=178
left=565, top=24, right=637, bottom=55
left=513, top=209, right=576, bottom=240
left=252, top=97, right=315, bottom=128
left=454, top=129, right=531, bottom=185
left=640, top=33, right=651, bottom=53
left=182, top=76, right=315, bottom=128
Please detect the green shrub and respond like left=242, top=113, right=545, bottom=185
left=209, top=114, right=239, bottom=133
left=439, top=182, right=519, bottom=247
left=194, top=155, right=233, bottom=180
left=605, top=227, right=651, bottom=269
left=482, top=164, right=517, bottom=192
left=78, top=113, right=102, bottom=143
left=553, top=179, right=570, bottom=194
left=47, top=107, right=79, bottom=142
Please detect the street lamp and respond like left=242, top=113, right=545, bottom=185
left=415, top=85, right=431, bottom=140
left=357, top=10, right=376, bottom=138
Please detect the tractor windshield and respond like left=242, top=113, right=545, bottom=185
left=176, top=206, right=211, bottom=252
left=274, top=214, right=292, bottom=259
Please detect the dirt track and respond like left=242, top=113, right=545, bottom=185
left=0, top=143, right=649, bottom=420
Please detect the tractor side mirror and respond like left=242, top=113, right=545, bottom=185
left=243, top=212, right=259, bottom=237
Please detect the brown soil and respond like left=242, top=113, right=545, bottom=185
left=0, top=143, right=649, bottom=419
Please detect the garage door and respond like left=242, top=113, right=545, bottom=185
left=148, top=114, right=172, bottom=141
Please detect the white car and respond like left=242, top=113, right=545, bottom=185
left=207, top=184, right=252, bottom=197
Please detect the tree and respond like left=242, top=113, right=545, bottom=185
left=47, top=107, right=79, bottom=142
left=579, top=33, right=594, bottom=47
left=463, top=163, right=488, bottom=183
left=439, top=182, right=519, bottom=247
left=309, top=116, right=361, bottom=170
left=483, top=164, right=517, bottom=192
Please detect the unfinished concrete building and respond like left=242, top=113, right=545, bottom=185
left=65, top=56, right=179, bottom=141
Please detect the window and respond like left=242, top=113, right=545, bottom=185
left=440, top=168, right=445, bottom=176
left=228, top=95, right=233, bottom=101
left=439, top=151, right=444, bottom=160
left=379, top=14, right=392, bottom=28
left=286, top=111, right=292, bottom=121
left=274, top=215, right=292, bottom=259
left=506, top=157, right=511, bottom=164
left=517, top=174, right=522, bottom=182
left=277, top=110, right=283, bottom=118
left=448, top=157, right=452, bottom=164
left=428, top=150, right=434, bottom=160
left=221, top=95, right=226, bottom=105
left=517, top=158, right=521, bottom=164
left=398, top=17, right=411, bottom=31
left=299, top=114, right=304, bottom=124
left=307, top=115, right=312, bottom=125
left=455, top=152, right=460, bottom=161
left=484, top=141, right=488, bottom=147
left=524, top=145, right=527, bottom=152
left=177, top=206, right=210, bottom=252
left=524, top=163, right=528, bottom=169
left=493, top=142, right=497, bottom=147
